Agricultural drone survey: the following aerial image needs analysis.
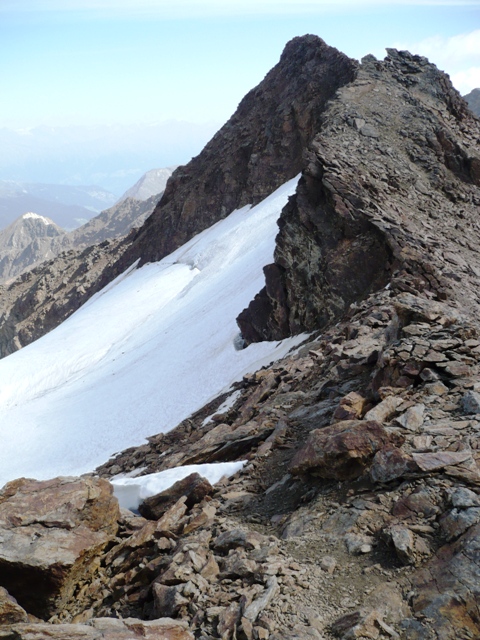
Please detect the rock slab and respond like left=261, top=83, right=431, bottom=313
left=0, top=476, right=120, bottom=619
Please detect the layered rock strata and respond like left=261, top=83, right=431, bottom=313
left=238, top=49, right=480, bottom=342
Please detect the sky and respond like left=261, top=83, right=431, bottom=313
left=1, top=0, right=479, bottom=130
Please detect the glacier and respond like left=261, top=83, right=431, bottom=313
left=0, top=177, right=305, bottom=487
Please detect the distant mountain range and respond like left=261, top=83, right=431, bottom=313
left=0, top=121, right=217, bottom=194
left=464, top=88, right=480, bottom=116
left=0, top=167, right=175, bottom=283
left=0, top=181, right=117, bottom=230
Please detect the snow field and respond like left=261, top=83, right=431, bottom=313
left=0, top=177, right=304, bottom=487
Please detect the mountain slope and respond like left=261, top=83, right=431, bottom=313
left=0, top=35, right=357, bottom=357
left=0, top=178, right=302, bottom=485
left=117, top=167, right=177, bottom=202
left=1, top=36, right=480, bottom=640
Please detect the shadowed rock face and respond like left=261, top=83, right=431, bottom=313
left=119, top=35, right=358, bottom=266
left=237, top=49, right=480, bottom=343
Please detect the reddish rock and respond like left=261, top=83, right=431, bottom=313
left=289, top=420, right=403, bottom=480
left=138, top=473, right=213, bottom=520
left=369, top=445, right=416, bottom=484
left=0, top=476, right=119, bottom=619
left=332, top=391, right=367, bottom=421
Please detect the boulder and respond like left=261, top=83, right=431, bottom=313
left=0, top=476, right=119, bottom=619
left=289, top=420, right=402, bottom=480
left=139, top=473, right=212, bottom=520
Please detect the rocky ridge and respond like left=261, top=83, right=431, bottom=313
left=0, top=36, right=357, bottom=357
left=1, top=36, right=480, bottom=640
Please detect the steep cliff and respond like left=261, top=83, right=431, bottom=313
left=119, top=35, right=357, bottom=266
left=238, top=50, right=480, bottom=342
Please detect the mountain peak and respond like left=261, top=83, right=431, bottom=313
left=22, top=211, right=52, bottom=225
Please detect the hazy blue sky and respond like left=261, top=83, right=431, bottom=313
left=1, top=1, right=479, bottom=130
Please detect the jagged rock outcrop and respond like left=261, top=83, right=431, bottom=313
left=238, top=49, right=480, bottom=342
left=122, top=36, right=357, bottom=266
left=464, top=87, right=480, bottom=117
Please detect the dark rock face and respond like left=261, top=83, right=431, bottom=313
left=119, top=35, right=357, bottom=266
left=238, top=49, right=480, bottom=342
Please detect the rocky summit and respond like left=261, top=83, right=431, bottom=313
left=1, top=34, right=480, bottom=640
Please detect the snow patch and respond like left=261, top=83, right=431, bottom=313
left=202, top=390, right=242, bottom=426
left=111, top=461, right=245, bottom=512
left=22, top=212, right=51, bottom=224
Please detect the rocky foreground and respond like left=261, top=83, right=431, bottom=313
left=1, top=35, right=480, bottom=640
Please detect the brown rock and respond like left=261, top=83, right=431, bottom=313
left=364, top=396, right=403, bottom=423
left=395, top=404, right=425, bottom=431
left=138, top=473, right=213, bottom=520
left=0, top=587, right=28, bottom=625
left=412, top=450, right=473, bottom=472
left=333, top=392, right=367, bottom=421
left=0, top=476, right=119, bottom=619
left=217, top=602, right=242, bottom=640
left=290, top=420, right=403, bottom=480
left=0, top=618, right=193, bottom=639
left=213, top=529, right=267, bottom=553
left=389, top=525, right=416, bottom=565
left=369, top=445, right=416, bottom=483
left=155, top=497, right=188, bottom=535
left=152, top=583, right=189, bottom=618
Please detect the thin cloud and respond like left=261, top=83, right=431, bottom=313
left=452, top=68, right=480, bottom=93
left=396, top=30, right=480, bottom=65
left=2, top=0, right=480, bottom=16
left=394, top=30, right=480, bottom=93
